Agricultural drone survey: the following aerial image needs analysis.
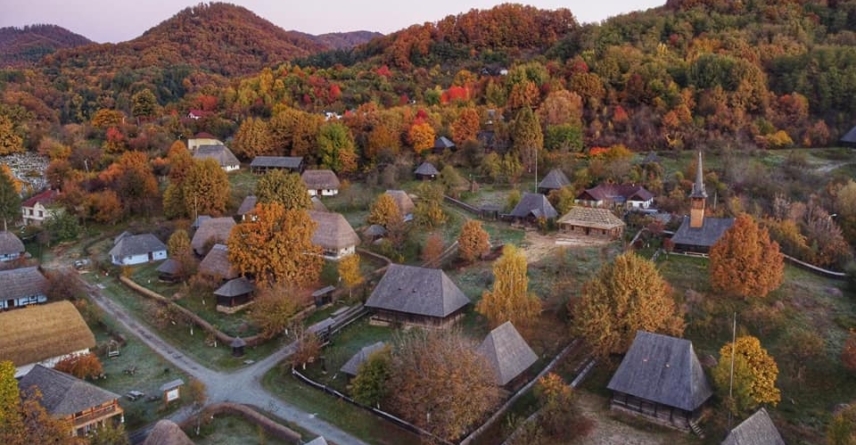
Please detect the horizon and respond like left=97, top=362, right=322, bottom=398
left=0, top=0, right=664, bottom=44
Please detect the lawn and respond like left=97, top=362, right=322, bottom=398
left=189, top=414, right=294, bottom=445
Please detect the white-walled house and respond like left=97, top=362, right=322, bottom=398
left=193, top=145, right=240, bottom=172
left=0, top=231, right=25, bottom=262
left=21, top=189, right=60, bottom=226
left=108, top=233, right=168, bottom=266
left=308, top=210, right=360, bottom=260
left=302, top=170, right=340, bottom=197
left=0, top=266, right=48, bottom=310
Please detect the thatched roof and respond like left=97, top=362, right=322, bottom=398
left=18, top=365, right=120, bottom=416
left=308, top=211, right=360, bottom=250
left=198, top=244, right=238, bottom=280
left=191, top=215, right=211, bottom=229
left=156, top=258, right=181, bottom=276
left=237, top=195, right=257, bottom=215
left=509, top=192, right=558, bottom=219
left=671, top=216, right=735, bottom=249
left=415, top=162, right=440, bottom=176
left=0, top=266, right=48, bottom=301
left=143, top=420, right=194, bottom=445
left=214, top=277, right=254, bottom=298
left=305, top=437, right=329, bottom=445
left=311, top=196, right=328, bottom=212
left=340, top=341, right=386, bottom=376
left=302, top=169, right=340, bottom=190
left=366, top=264, right=470, bottom=318
left=194, top=144, right=239, bottom=168
left=558, top=207, right=626, bottom=230
left=385, top=190, right=415, bottom=215
left=537, top=169, right=570, bottom=191
left=250, top=156, right=303, bottom=170
left=191, top=217, right=235, bottom=255
left=108, top=233, right=167, bottom=258
left=607, top=331, right=712, bottom=412
left=364, top=224, right=386, bottom=237
left=722, top=408, right=785, bottom=445
left=478, top=321, right=538, bottom=386
left=0, top=231, right=25, bottom=256
left=0, top=301, right=95, bottom=367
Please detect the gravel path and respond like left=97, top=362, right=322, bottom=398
left=83, top=278, right=367, bottom=445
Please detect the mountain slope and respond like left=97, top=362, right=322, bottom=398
left=293, top=30, right=384, bottom=50
left=0, top=24, right=92, bottom=67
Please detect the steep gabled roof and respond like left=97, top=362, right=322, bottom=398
left=108, top=233, right=167, bottom=258
left=191, top=217, right=236, bottom=254
left=415, top=162, right=440, bottom=176
left=156, top=258, right=181, bottom=276
left=607, top=331, right=713, bottom=412
left=214, top=277, right=254, bottom=298
left=198, top=244, right=238, bottom=280
left=193, top=144, right=239, bottom=167
left=365, top=264, right=470, bottom=318
left=671, top=216, right=735, bottom=249
left=537, top=169, right=570, bottom=191
left=0, top=301, right=95, bottom=367
left=558, top=207, right=626, bottom=230
left=143, top=420, right=194, bottom=445
left=577, top=184, right=654, bottom=203
left=385, top=190, right=415, bottom=215
left=22, top=189, right=59, bottom=208
left=478, top=322, right=538, bottom=386
left=308, top=211, right=360, bottom=250
left=339, top=341, right=387, bottom=376
left=722, top=408, right=785, bottom=445
left=237, top=195, right=257, bottom=216
left=433, top=136, right=456, bottom=150
left=18, top=365, right=120, bottom=417
left=0, top=231, right=25, bottom=256
left=302, top=169, right=340, bottom=190
left=249, top=156, right=303, bottom=169
left=0, top=266, right=48, bottom=301
left=509, top=192, right=558, bottom=219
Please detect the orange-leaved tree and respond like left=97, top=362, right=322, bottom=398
left=53, top=353, right=103, bottom=380
left=458, top=219, right=491, bottom=263
left=367, top=193, right=402, bottom=229
left=712, top=335, right=780, bottom=415
left=573, top=252, right=684, bottom=356
left=478, top=244, right=541, bottom=329
left=709, top=213, right=784, bottom=298
left=408, top=121, right=435, bottom=154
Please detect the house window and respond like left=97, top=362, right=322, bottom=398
left=38, top=211, right=43, bottom=217
left=28, top=209, right=33, bottom=216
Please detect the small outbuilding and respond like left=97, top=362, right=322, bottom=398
left=339, top=341, right=387, bottom=377
left=249, top=156, right=304, bottom=173
left=0, top=266, right=48, bottom=310
left=536, top=169, right=570, bottom=195
left=312, top=285, right=336, bottom=307
left=508, top=192, right=558, bottom=222
left=159, top=379, right=185, bottom=404
left=384, top=190, right=415, bottom=218
left=432, top=136, right=456, bottom=154
left=478, top=321, right=538, bottom=387
left=840, top=125, right=856, bottom=148
left=230, top=337, right=247, bottom=357
left=721, top=408, right=785, bottom=445
left=0, top=231, right=25, bottom=262
left=156, top=258, right=182, bottom=282
left=414, top=162, right=440, bottom=180
left=214, top=277, right=254, bottom=308
left=557, top=207, right=626, bottom=239
left=302, top=170, right=341, bottom=197
left=143, top=419, right=194, bottom=445
left=198, top=244, right=239, bottom=281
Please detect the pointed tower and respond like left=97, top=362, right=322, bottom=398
left=689, top=151, right=707, bottom=228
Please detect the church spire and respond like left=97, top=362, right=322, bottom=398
left=690, top=150, right=707, bottom=198
left=689, top=151, right=706, bottom=228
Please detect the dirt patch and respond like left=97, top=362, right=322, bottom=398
left=520, top=231, right=614, bottom=263
left=574, top=393, right=694, bottom=445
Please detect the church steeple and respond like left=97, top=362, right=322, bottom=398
left=689, top=151, right=706, bottom=228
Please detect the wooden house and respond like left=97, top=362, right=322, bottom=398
left=0, top=266, right=48, bottom=310
left=575, top=184, right=654, bottom=209
left=670, top=152, right=734, bottom=254
left=156, top=258, right=182, bottom=282
left=249, top=156, right=304, bottom=173
left=0, top=230, right=25, bottom=262
left=198, top=244, right=239, bottom=281
left=721, top=408, right=785, bottom=445
left=302, top=169, right=341, bottom=197
left=193, top=145, right=240, bottom=172
left=536, top=169, right=570, bottom=195
left=21, top=189, right=60, bottom=226
left=557, top=207, right=626, bottom=239
left=18, top=365, right=124, bottom=437
left=0, top=301, right=96, bottom=377
left=143, top=419, right=194, bottom=445
left=308, top=210, right=360, bottom=260
left=108, top=233, right=167, bottom=266
left=414, top=162, right=440, bottom=180
left=214, top=277, right=254, bottom=308
left=339, top=341, right=386, bottom=377
left=231, top=337, right=246, bottom=357
left=432, top=136, right=456, bottom=154
left=237, top=195, right=258, bottom=221
left=477, top=322, right=538, bottom=387
left=365, top=264, right=470, bottom=327
left=607, top=331, right=713, bottom=431
left=191, top=217, right=236, bottom=256
left=509, top=192, right=558, bottom=222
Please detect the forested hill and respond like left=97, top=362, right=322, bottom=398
left=292, top=31, right=384, bottom=50
left=0, top=25, right=92, bottom=67
left=40, top=2, right=329, bottom=78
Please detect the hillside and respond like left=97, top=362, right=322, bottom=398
left=0, top=24, right=92, bottom=67
left=293, top=30, right=383, bottom=50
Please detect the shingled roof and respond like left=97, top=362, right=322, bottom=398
left=214, top=277, right=254, bottom=298
left=433, top=136, right=456, bottom=150
left=509, top=192, right=558, bottom=219
left=308, top=211, right=360, bottom=250
left=670, top=216, right=735, bottom=249
left=577, top=184, right=654, bottom=203
left=302, top=169, right=340, bottom=190
left=108, top=233, right=166, bottom=258
left=365, top=264, right=470, bottom=318
left=0, top=231, right=25, bottom=256
left=385, top=190, right=415, bottom=215
left=198, top=244, right=239, bottom=280
left=143, top=420, right=194, bottom=445
left=249, top=156, right=303, bottom=170
left=339, top=341, right=387, bottom=376
left=193, top=144, right=239, bottom=168
left=237, top=195, right=257, bottom=216
left=18, top=365, right=120, bottom=417
left=537, top=169, right=570, bottom=191
left=558, top=207, right=626, bottom=230
left=0, top=266, right=48, bottom=301
left=415, top=162, right=440, bottom=177
left=191, top=217, right=235, bottom=255
left=156, top=258, right=181, bottom=276
left=607, top=331, right=712, bottom=412
left=0, top=301, right=95, bottom=368
left=722, top=408, right=785, bottom=445
left=478, top=322, right=538, bottom=386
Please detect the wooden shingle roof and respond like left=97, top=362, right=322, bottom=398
left=18, top=365, right=120, bottom=416
left=193, top=144, right=239, bottom=167
left=339, top=341, right=387, bottom=376
left=214, top=277, right=253, bottom=298
left=156, top=258, right=181, bottom=275
left=0, top=266, right=48, bottom=301
left=558, top=207, right=626, bottom=230
left=537, top=169, right=570, bottom=191
left=509, top=192, right=558, bottom=219
left=670, top=216, right=735, bottom=249
left=365, top=264, right=470, bottom=318
left=0, top=231, right=25, bottom=256
left=433, top=136, right=456, bottom=150
left=191, top=217, right=235, bottom=254
left=250, top=156, right=303, bottom=169
left=302, top=170, right=340, bottom=190
left=0, top=301, right=95, bottom=367
left=414, top=162, right=440, bottom=176
left=305, top=437, right=329, bottom=445
left=198, top=244, right=238, bottom=280
left=607, top=331, right=713, bottom=412
left=478, top=322, right=538, bottom=386
left=108, top=233, right=166, bottom=258
left=308, top=211, right=360, bottom=250
left=722, top=408, right=785, bottom=445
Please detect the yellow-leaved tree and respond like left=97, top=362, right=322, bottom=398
left=367, top=193, right=402, bottom=229
left=337, top=254, right=363, bottom=299
left=458, top=219, right=491, bottom=263
left=227, top=202, right=322, bottom=287
left=709, top=213, right=784, bottom=298
left=477, top=244, right=541, bottom=329
left=712, top=335, right=781, bottom=415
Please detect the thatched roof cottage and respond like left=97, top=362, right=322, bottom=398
left=308, top=211, right=360, bottom=260
left=0, top=266, right=48, bottom=310
left=302, top=169, right=341, bottom=197
left=191, top=217, right=236, bottom=256
left=143, top=420, right=194, bottom=445
left=108, top=233, right=167, bottom=266
left=536, top=169, right=570, bottom=194
left=0, top=231, right=25, bottom=262
left=193, top=145, right=240, bottom=172
left=557, top=207, right=626, bottom=240
left=339, top=341, right=387, bottom=377
left=198, top=244, right=239, bottom=281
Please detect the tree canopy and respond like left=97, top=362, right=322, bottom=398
left=712, top=335, right=781, bottom=415
left=477, top=244, right=541, bottom=329
left=255, top=170, right=311, bottom=210
left=710, top=214, right=784, bottom=298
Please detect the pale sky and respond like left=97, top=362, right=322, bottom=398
left=0, top=0, right=664, bottom=44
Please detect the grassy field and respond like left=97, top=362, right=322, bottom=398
left=190, top=414, right=294, bottom=445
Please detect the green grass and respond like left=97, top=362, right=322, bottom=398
left=190, top=414, right=294, bottom=445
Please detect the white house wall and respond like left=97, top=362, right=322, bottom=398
left=112, top=250, right=168, bottom=266
left=0, top=294, right=47, bottom=310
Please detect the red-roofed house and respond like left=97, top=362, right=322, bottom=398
left=21, top=189, right=60, bottom=226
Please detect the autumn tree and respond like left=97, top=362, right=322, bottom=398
left=249, top=283, right=305, bottom=340
left=422, top=232, right=445, bottom=265
left=290, top=328, right=322, bottom=370
left=478, top=244, right=541, bottom=329
left=182, top=158, right=231, bottom=217
left=511, top=106, right=543, bottom=171
left=712, top=335, right=781, bottom=415
left=234, top=117, right=273, bottom=159
left=337, top=253, right=363, bottom=299
left=131, top=88, right=158, bottom=122
left=86, top=190, right=123, bottom=224
left=103, top=151, right=159, bottom=216
left=458, top=219, right=490, bottom=263
left=167, top=229, right=195, bottom=280
left=317, top=122, right=357, bottom=174
left=0, top=115, right=24, bottom=156
left=367, top=193, right=402, bottom=228
left=710, top=214, right=784, bottom=298
left=53, top=353, right=103, bottom=380
left=408, top=121, right=435, bottom=154
left=451, top=107, right=481, bottom=144
left=0, top=361, right=79, bottom=445
left=512, top=373, right=592, bottom=445
left=413, top=182, right=447, bottom=229
left=573, top=252, right=684, bottom=356
left=227, top=202, right=323, bottom=286
left=351, top=347, right=392, bottom=407
left=0, top=360, right=23, bottom=442
left=386, top=330, right=500, bottom=441
left=255, top=170, right=311, bottom=210
left=828, top=403, right=856, bottom=445
left=0, top=165, right=21, bottom=230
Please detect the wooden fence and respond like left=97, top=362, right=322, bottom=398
left=181, top=402, right=302, bottom=443
left=443, top=195, right=481, bottom=216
